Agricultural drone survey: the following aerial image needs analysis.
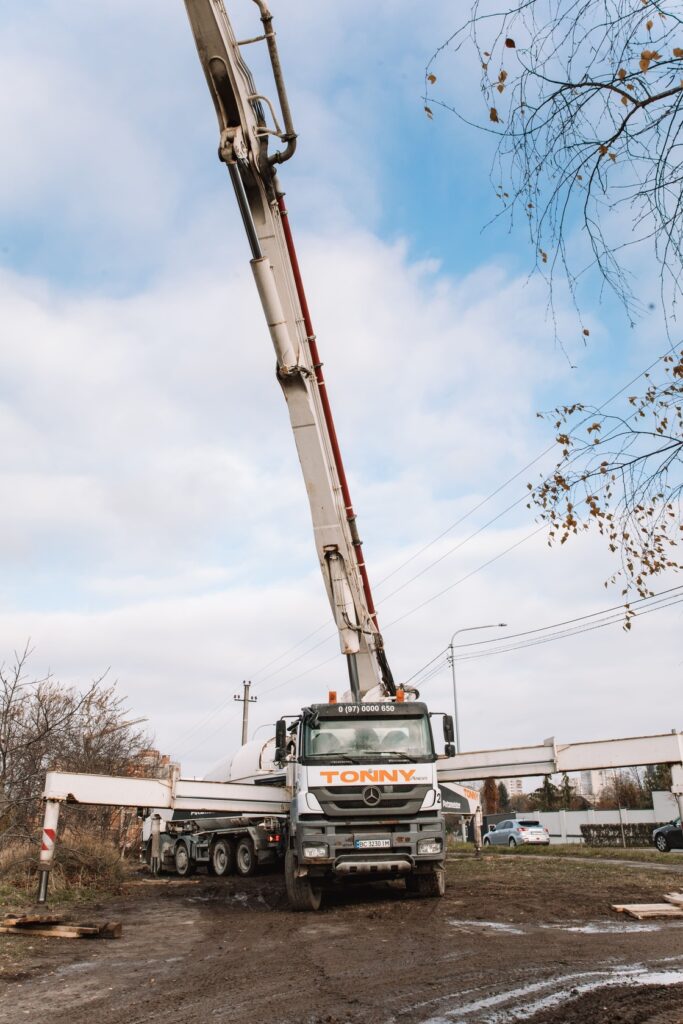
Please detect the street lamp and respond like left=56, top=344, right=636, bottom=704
left=448, top=623, right=507, bottom=753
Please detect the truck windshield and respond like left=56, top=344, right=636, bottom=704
left=304, top=715, right=434, bottom=763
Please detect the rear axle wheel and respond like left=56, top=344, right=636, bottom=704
left=174, top=841, right=195, bottom=877
left=235, top=836, right=257, bottom=877
left=211, top=838, right=234, bottom=876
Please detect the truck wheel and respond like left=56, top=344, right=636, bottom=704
left=235, top=837, right=257, bottom=877
left=406, top=867, right=445, bottom=898
left=211, top=838, right=235, bottom=876
left=284, top=850, right=322, bottom=911
left=174, top=841, right=195, bottom=877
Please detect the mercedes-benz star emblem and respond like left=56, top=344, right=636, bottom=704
left=362, top=786, right=381, bottom=807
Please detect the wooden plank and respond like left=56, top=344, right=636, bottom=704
left=0, top=925, right=91, bottom=939
left=0, top=919, right=122, bottom=939
left=0, top=921, right=63, bottom=929
left=611, top=902, right=683, bottom=920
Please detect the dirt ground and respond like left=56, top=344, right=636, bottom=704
left=1, top=854, right=683, bottom=1024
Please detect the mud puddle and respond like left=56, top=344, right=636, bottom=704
left=420, top=961, right=683, bottom=1023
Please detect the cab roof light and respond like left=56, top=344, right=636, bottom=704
left=328, top=690, right=337, bottom=704
left=396, top=687, right=405, bottom=703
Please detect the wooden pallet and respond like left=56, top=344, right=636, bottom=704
left=0, top=914, right=122, bottom=939
left=611, top=902, right=683, bottom=920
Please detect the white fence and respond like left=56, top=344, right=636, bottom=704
left=516, top=807, right=659, bottom=844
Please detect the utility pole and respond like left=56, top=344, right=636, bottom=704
left=234, top=680, right=257, bottom=746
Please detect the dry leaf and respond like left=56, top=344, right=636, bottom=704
left=646, top=18, right=653, bottom=29
left=583, top=328, right=590, bottom=336
left=497, top=83, right=505, bottom=93
left=617, top=68, right=626, bottom=80
left=505, top=37, right=516, bottom=48
left=424, top=106, right=433, bottom=119
left=598, top=144, right=609, bottom=155
left=498, top=70, right=508, bottom=82
left=621, top=95, right=628, bottom=105
left=489, top=107, right=500, bottom=122
left=609, top=151, right=617, bottom=161
left=674, top=48, right=683, bottom=58
left=427, top=73, right=437, bottom=84
left=639, top=58, right=650, bottom=71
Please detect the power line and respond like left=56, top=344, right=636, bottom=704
left=383, top=525, right=547, bottom=631
left=452, top=595, right=683, bottom=664
left=406, top=587, right=683, bottom=682
left=169, top=352, right=671, bottom=748
left=454, top=594, right=683, bottom=662
left=244, top=352, right=670, bottom=690
left=451, top=584, right=683, bottom=649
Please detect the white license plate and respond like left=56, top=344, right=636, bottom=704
left=354, top=838, right=391, bottom=849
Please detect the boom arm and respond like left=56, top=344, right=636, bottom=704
left=183, top=0, right=395, bottom=699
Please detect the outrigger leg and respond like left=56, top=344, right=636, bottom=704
left=36, top=799, right=61, bottom=904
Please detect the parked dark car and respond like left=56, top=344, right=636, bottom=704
left=652, top=818, right=683, bottom=853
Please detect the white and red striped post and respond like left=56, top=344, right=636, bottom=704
left=36, top=799, right=61, bottom=903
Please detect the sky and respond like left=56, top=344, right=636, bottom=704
left=0, top=0, right=680, bottom=779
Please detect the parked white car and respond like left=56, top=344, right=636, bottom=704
left=483, top=819, right=550, bottom=847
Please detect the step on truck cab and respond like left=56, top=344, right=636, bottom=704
left=279, top=698, right=450, bottom=910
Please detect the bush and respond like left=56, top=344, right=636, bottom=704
left=580, top=822, right=666, bottom=848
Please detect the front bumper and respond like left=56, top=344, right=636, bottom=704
left=296, top=817, right=446, bottom=877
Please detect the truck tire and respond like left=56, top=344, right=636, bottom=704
left=235, top=836, right=257, bottom=877
left=211, top=838, right=235, bottom=876
left=406, top=867, right=445, bottom=898
left=174, top=841, right=195, bottom=877
left=284, top=850, right=322, bottom=911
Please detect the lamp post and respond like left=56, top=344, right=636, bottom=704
left=448, top=623, right=507, bottom=753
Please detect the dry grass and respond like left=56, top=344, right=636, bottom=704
left=0, top=833, right=125, bottom=909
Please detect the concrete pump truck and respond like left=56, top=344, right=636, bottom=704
left=36, top=0, right=476, bottom=912
left=180, top=0, right=457, bottom=910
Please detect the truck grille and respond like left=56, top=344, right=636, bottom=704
left=312, top=784, right=430, bottom=817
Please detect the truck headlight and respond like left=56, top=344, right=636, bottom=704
left=417, top=838, right=442, bottom=855
left=302, top=843, right=329, bottom=859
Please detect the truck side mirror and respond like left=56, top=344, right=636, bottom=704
left=445, top=743, right=455, bottom=758
left=275, top=718, right=287, bottom=762
left=443, top=715, right=455, bottom=744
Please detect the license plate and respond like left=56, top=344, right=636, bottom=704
left=354, top=838, right=391, bottom=849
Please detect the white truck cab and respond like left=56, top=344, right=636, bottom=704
left=277, top=700, right=450, bottom=909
